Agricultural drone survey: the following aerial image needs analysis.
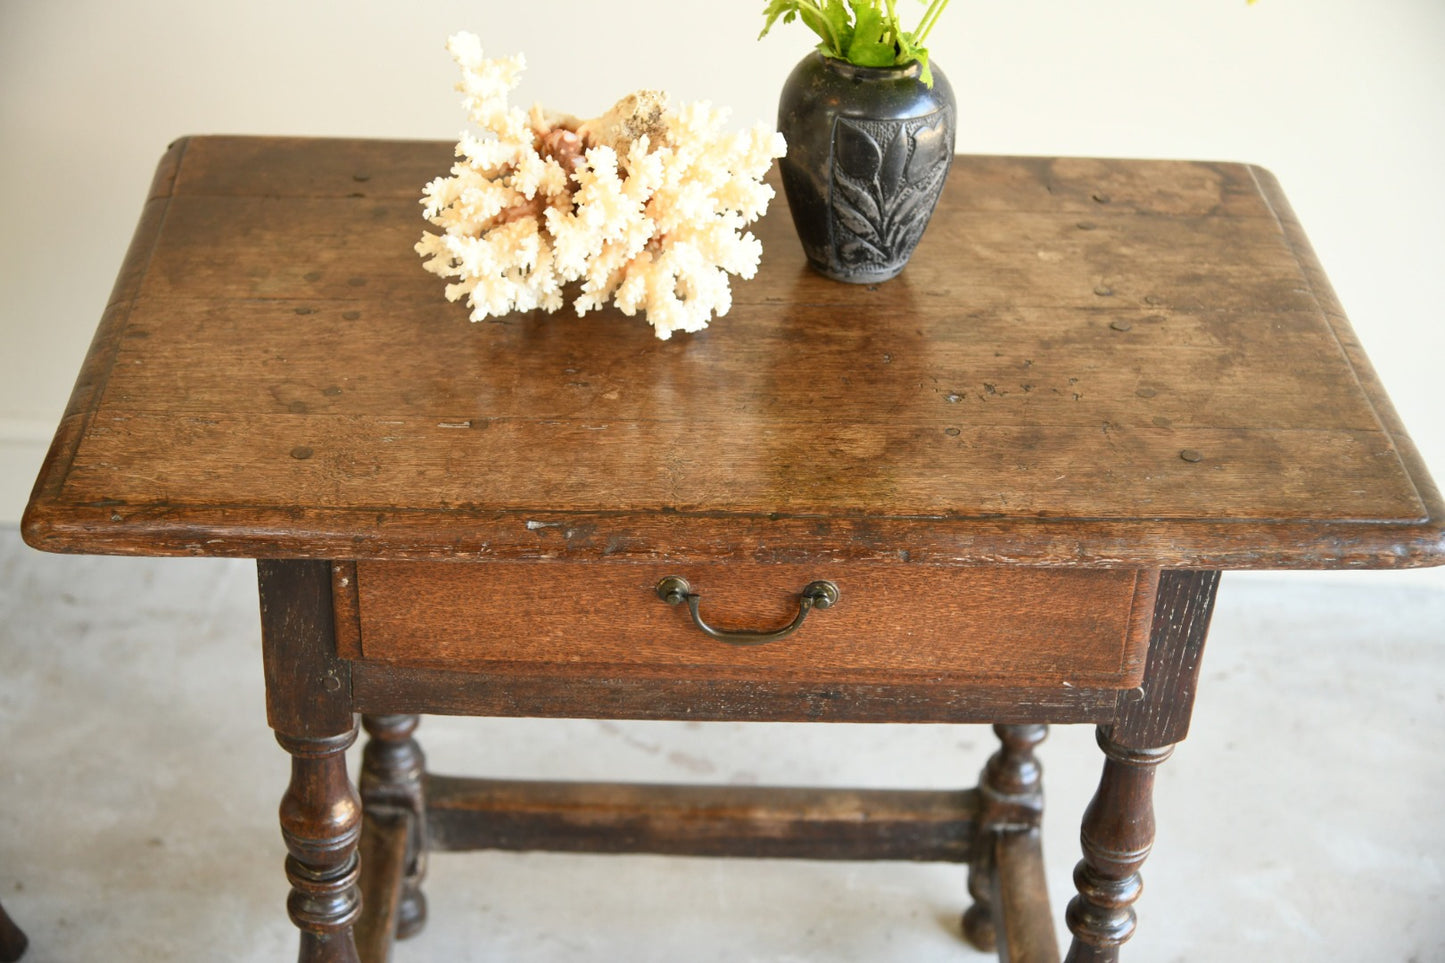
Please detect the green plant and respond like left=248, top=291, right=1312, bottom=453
left=759, top=0, right=951, bottom=85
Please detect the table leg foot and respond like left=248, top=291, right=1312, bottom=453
left=0, top=898, right=27, bottom=962
left=963, top=723, right=1048, bottom=954
left=1063, top=728, right=1173, bottom=963
left=278, top=726, right=364, bottom=963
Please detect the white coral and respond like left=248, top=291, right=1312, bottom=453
left=415, top=32, right=787, bottom=340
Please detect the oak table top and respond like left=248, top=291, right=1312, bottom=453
left=22, top=136, right=1445, bottom=571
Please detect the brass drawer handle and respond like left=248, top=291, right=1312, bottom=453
left=654, top=576, right=840, bottom=647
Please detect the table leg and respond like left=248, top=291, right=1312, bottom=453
left=963, top=723, right=1048, bottom=952
left=0, top=898, right=27, bottom=962
left=1062, top=731, right=1171, bottom=962
left=259, top=560, right=363, bottom=963
left=356, top=714, right=428, bottom=961
left=1064, top=569, right=1220, bottom=962
left=963, top=831, right=999, bottom=952
left=278, top=727, right=364, bottom=963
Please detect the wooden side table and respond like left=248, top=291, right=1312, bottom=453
left=23, top=137, right=1444, bottom=962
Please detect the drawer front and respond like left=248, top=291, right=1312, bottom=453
left=345, top=562, right=1156, bottom=689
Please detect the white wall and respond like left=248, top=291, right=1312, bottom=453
left=3, top=0, right=1442, bottom=581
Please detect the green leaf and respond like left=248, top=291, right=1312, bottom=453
left=761, top=0, right=852, bottom=58
left=849, top=41, right=898, bottom=67
left=851, top=0, right=885, bottom=43
left=758, top=0, right=798, bottom=39
left=847, top=4, right=897, bottom=66
left=896, top=31, right=933, bottom=85
left=822, top=0, right=854, bottom=57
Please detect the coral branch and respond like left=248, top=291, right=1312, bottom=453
left=416, top=32, right=787, bottom=339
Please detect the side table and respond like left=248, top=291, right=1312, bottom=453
left=23, top=137, right=1444, bottom=962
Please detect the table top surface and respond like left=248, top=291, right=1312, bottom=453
left=22, top=136, right=1445, bottom=569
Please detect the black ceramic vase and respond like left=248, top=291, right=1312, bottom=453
left=777, top=52, right=956, bottom=283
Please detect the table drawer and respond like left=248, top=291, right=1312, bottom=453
left=342, top=562, right=1156, bottom=690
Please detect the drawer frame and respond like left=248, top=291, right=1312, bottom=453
left=336, top=561, right=1160, bottom=722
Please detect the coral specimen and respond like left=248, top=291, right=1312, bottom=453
left=416, top=32, right=787, bottom=339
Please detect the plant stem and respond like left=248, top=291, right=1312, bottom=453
left=798, top=0, right=844, bottom=57
left=913, top=0, right=950, bottom=44
left=884, top=0, right=901, bottom=47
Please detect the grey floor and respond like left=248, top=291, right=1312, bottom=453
left=1, top=525, right=1442, bottom=962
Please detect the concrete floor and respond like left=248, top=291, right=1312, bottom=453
left=1, top=525, right=1442, bottom=962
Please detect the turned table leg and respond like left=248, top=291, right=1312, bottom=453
left=259, top=559, right=363, bottom=963
left=0, top=899, right=27, bottom=962
left=1063, top=731, right=1171, bottom=962
left=1064, top=569, right=1220, bottom=962
left=355, top=714, right=429, bottom=961
left=963, top=723, right=1048, bottom=952
left=278, top=728, right=364, bottom=963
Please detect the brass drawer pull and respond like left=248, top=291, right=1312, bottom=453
left=655, top=576, right=840, bottom=647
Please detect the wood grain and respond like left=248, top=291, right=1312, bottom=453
left=349, top=661, right=1120, bottom=724
left=275, top=727, right=363, bottom=963
left=993, top=830, right=1061, bottom=963
left=353, top=808, right=407, bottom=963
left=22, top=138, right=1445, bottom=570
left=1064, top=734, right=1174, bottom=963
left=423, top=775, right=979, bottom=862
left=1111, top=569, right=1222, bottom=750
left=351, top=562, right=1153, bottom=688
left=330, top=562, right=362, bottom=660
left=258, top=559, right=352, bottom=737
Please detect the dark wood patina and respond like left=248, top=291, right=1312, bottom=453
left=0, top=899, right=26, bottom=962
left=23, top=137, right=1445, bottom=961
